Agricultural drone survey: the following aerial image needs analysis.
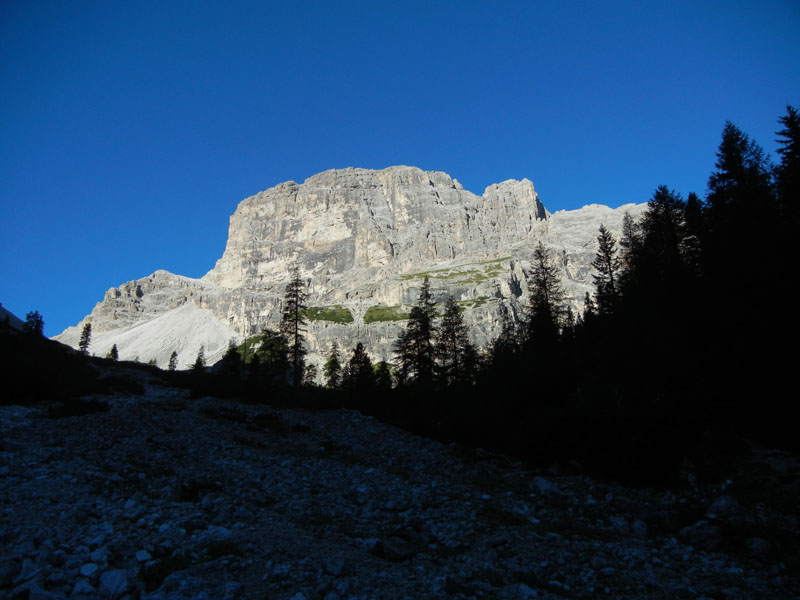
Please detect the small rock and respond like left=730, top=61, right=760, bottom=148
left=71, top=579, right=95, bottom=597
left=374, top=537, right=417, bottom=562
left=323, top=554, right=345, bottom=576
left=224, top=581, right=244, bottom=599
left=679, top=520, right=722, bottom=551
left=196, top=525, right=233, bottom=550
left=135, top=549, right=151, bottom=562
left=631, top=519, right=648, bottom=538
left=98, top=569, right=128, bottom=598
left=89, top=547, right=107, bottom=564
left=531, top=476, right=566, bottom=497
left=179, top=516, right=207, bottom=532
left=707, top=495, right=746, bottom=525
left=487, top=531, right=511, bottom=547
left=14, top=540, right=36, bottom=557
left=746, top=537, right=772, bottom=556
left=79, top=563, right=99, bottom=578
left=609, top=516, right=629, bottom=535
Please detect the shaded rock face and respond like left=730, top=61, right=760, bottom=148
left=55, top=166, right=645, bottom=370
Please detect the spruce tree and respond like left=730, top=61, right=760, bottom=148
left=582, top=292, right=596, bottom=321
left=619, top=212, right=642, bottom=275
left=192, top=346, right=206, bottom=371
left=591, top=225, right=621, bottom=315
left=220, top=338, right=243, bottom=379
left=168, top=351, right=178, bottom=371
left=393, top=277, right=436, bottom=387
left=434, top=296, right=475, bottom=387
left=23, top=311, right=44, bottom=336
left=280, top=267, right=308, bottom=387
left=79, top=323, right=92, bottom=355
left=342, top=342, right=375, bottom=393
left=374, top=361, right=393, bottom=391
left=707, top=121, right=773, bottom=221
left=323, top=341, right=342, bottom=389
left=302, top=364, right=319, bottom=387
left=775, top=105, right=800, bottom=224
left=525, top=241, right=566, bottom=348
left=681, top=192, right=705, bottom=275
left=107, top=344, right=119, bottom=361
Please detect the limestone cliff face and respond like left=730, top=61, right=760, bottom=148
left=55, top=166, right=644, bottom=372
left=203, top=166, right=547, bottom=289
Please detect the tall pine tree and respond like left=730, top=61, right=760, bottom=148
left=79, top=323, right=92, bottom=356
left=393, top=277, right=436, bottom=388
left=591, top=225, right=621, bottom=316
left=323, top=341, right=342, bottom=389
left=342, top=342, right=375, bottom=394
left=280, top=267, right=308, bottom=387
left=775, top=105, right=800, bottom=225
left=525, top=241, right=566, bottom=349
left=434, top=296, right=476, bottom=388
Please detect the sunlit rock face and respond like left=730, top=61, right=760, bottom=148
left=55, top=166, right=645, bottom=370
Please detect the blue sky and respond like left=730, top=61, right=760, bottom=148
left=1, top=1, right=798, bottom=336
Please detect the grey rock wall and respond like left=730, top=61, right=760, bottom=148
left=55, top=166, right=645, bottom=371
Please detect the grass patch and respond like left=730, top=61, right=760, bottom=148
left=400, top=257, right=511, bottom=284
left=364, top=305, right=411, bottom=323
left=303, top=305, right=354, bottom=323
left=457, top=296, right=493, bottom=309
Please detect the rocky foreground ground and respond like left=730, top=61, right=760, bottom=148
left=1, top=374, right=798, bottom=599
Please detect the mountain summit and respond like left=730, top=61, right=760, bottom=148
left=55, top=166, right=644, bottom=369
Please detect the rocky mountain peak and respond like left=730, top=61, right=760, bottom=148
left=55, top=167, right=645, bottom=371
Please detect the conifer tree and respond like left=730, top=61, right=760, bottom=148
left=107, top=344, right=119, bottom=361
left=591, top=225, right=621, bottom=315
left=525, top=241, right=566, bottom=347
left=374, top=361, right=393, bottom=391
left=434, top=296, right=475, bottom=387
left=582, top=292, right=596, bottom=322
left=393, top=277, right=436, bottom=387
left=220, top=338, right=242, bottom=378
left=168, top=351, right=178, bottom=371
left=681, top=192, right=705, bottom=275
left=23, top=311, right=44, bottom=336
left=303, top=364, right=319, bottom=387
left=79, top=323, right=92, bottom=355
left=640, top=186, right=687, bottom=277
left=192, top=346, right=206, bottom=371
left=342, top=342, right=375, bottom=393
left=323, top=341, right=342, bottom=389
left=280, top=267, right=308, bottom=387
left=707, top=121, right=773, bottom=221
left=619, top=212, right=642, bottom=274
left=775, top=105, right=800, bottom=223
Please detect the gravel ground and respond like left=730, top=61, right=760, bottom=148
left=1, top=382, right=798, bottom=599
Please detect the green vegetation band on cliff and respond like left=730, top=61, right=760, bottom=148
left=303, top=305, right=354, bottom=324
left=363, top=305, right=411, bottom=323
